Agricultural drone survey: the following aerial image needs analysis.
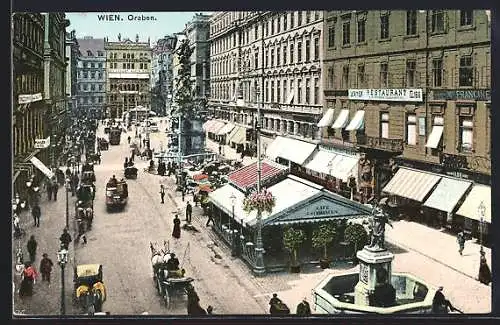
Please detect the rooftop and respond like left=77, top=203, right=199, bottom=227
left=77, top=37, right=105, bottom=57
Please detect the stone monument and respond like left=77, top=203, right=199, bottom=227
left=354, top=204, right=395, bottom=306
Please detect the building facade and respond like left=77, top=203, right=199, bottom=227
left=65, top=30, right=79, bottom=116
left=151, top=35, right=176, bottom=116
left=104, top=34, right=152, bottom=119
left=184, top=13, right=211, bottom=109
left=208, top=11, right=324, bottom=155
left=12, top=13, right=47, bottom=196
left=322, top=10, right=490, bottom=198
left=76, top=36, right=106, bottom=118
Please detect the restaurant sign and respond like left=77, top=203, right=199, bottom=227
left=348, top=89, right=423, bottom=102
left=18, top=93, right=43, bottom=104
left=429, top=89, right=491, bottom=102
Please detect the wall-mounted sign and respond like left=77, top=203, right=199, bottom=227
left=18, top=93, right=43, bottom=104
left=34, top=137, right=51, bottom=149
left=348, top=89, right=423, bottom=102
left=429, top=89, right=491, bottom=102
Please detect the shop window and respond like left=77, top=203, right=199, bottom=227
left=380, top=112, right=389, bottom=138
left=406, top=10, right=417, bottom=35
left=342, top=21, right=351, bottom=45
left=380, top=14, right=390, bottom=39
left=459, top=56, right=473, bottom=87
left=459, top=117, right=473, bottom=153
left=357, top=18, right=366, bottom=43
left=460, top=10, right=473, bottom=26
left=406, top=114, right=417, bottom=145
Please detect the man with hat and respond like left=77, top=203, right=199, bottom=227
left=296, top=297, right=312, bottom=316
left=39, top=253, right=54, bottom=284
left=432, top=286, right=458, bottom=314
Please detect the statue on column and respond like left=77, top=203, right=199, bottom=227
left=118, top=33, right=121, bottom=41
left=368, top=204, right=393, bottom=250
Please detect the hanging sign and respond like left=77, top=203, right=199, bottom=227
left=34, top=136, right=51, bottom=149
left=348, top=89, right=423, bottom=102
left=18, top=93, right=43, bottom=104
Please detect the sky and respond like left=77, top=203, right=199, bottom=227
left=66, top=12, right=212, bottom=45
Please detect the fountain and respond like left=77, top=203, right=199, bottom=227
left=312, top=205, right=437, bottom=314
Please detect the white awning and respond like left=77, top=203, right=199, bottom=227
left=202, top=120, right=215, bottom=131
left=328, top=154, right=359, bottom=182
left=277, top=137, right=317, bottom=165
left=305, top=150, right=337, bottom=174
left=286, top=90, right=295, bottom=105
left=227, top=126, right=247, bottom=144
left=345, top=110, right=365, bottom=131
left=425, top=125, right=444, bottom=148
left=317, top=109, right=335, bottom=127
left=331, top=109, right=350, bottom=129
left=423, top=177, right=473, bottom=213
left=383, top=167, right=441, bottom=202
left=266, top=136, right=286, bottom=160
left=30, top=157, right=54, bottom=179
left=109, top=72, right=150, bottom=79
left=207, top=121, right=226, bottom=134
left=217, top=123, right=235, bottom=135
left=456, top=185, right=491, bottom=223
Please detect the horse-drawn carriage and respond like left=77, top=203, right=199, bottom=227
left=98, top=138, right=109, bottom=151
left=105, top=179, right=128, bottom=211
left=73, top=264, right=107, bottom=315
left=124, top=165, right=138, bottom=179
left=81, top=167, right=96, bottom=184
left=150, top=242, right=194, bottom=308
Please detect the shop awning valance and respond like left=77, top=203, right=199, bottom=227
left=328, top=154, right=359, bottom=182
left=305, top=150, right=337, bottom=175
left=276, top=137, right=317, bottom=165
left=425, top=125, right=444, bottom=148
left=383, top=167, right=441, bottom=202
left=265, top=136, right=286, bottom=161
left=317, top=109, right=335, bottom=127
left=217, top=123, right=235, bottom=135
left=227, top=126, right=247, bottom=144
left=207, top=121, right=226, bottom=134
left=345, top=110, right=365, bottom=131
left=423, top=177, right=473, bottom=213
left=456, top=184, right=491, bottom=223
left=331, top=109, right=350, bottom=129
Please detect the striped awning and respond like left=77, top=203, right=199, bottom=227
left=331, top=109, right=350, bottom=129
left=228, top=160, right=288, bottom=190
left=425, top=125, right=444, bottom=148
left=207, top=121, right=226, bottom=134
left=345, top=110, right=365, bottom=131
left=328, top=154, right=359, bottom=182
left=217, top=123, right=235, bottom=136
left=317, top=109, right=335, bottom=127
left=456, top=185, right=491, bottom=223
left=228, top=126, right=246, bottom=144
left=383, top=167, right=441, bottom=202
left=277, top=137, right=317, bottom=165
left=305, top=150, right=337, bottom=175
left=202, top=120, right=216, bottom=131
left=423, top=177, right=473, bottom=213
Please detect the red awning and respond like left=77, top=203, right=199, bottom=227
left=228, top=161, right=288, bottom=190
left=198, top=184, right=213, bottom=192
left=193, top=173, right=209, bottom=181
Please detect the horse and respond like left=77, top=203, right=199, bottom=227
left=76, top=282, right=106, bottom=314
left=85, top=208, right=94, bottom=229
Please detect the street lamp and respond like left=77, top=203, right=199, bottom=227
left=230, top=193, right=237, bottom=257
left=57, top=246, right=69, bottom=316
left=478, top=201, right=486, bottom=254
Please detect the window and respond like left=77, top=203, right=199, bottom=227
left=122, top=63, right=126, bottom=69
left=326, top=25, right=334, bottom=49
left=98, top=63, right=103, bottom=68
left=432, top=58, right=443, bottom=87
left=283, top=80, right=287, bottom=101
left=290, top=80, right=294, bottom=103
left=265, top=50, right=268, bottom=67
left=357, top=64, right=365, bottom=87
left=305, top=40, right=310, bottom=62
left=140, top=63, right=144, bottom=69
left=83, top=71, right=88, bottom=79
left=305, top=79, right=310, bottom=104
left=342, top=65, right=349, bottom=89
left=297, top=42, right=302, bottom=62
left=277, top=17, right=281, bottom=33
left=99, top=84, right=103, bottom=91
left=277, top=80, right=281, bottom=102
left=459, top=56, right=473, bottom=87
left=460, top=10, right=473, bottom=26
left=290, top=12, right=294, bottom=28
left=254, top=25, right=258, bottom=39
left=314, top=78, right=319, bottom=104
left=342, top=21, right=350, bottom=45
left=297, top=79, right=302, bottom=103
left=380, top=14, right=390, bottom=39
left=406, top=114, right=417, bottom=145
left=314, top=38, right=319, bottom=61
left=315, top=11, right=320, bottom=21
left=83, top=62, right=88, bottom=68
left=98, top=51, right=103, bottom=57
left=431, top=10, right=445, bottom=33
left=90, top=84, right=95, bottom=91
left=306, top=11, right=311, bottom=24
left=123, top=53, right=126, bottom=59
left=255, top=51, right=259, bottom=68
left=87, top=50, right=92, bottom=56
left=459, top=117, right=473, bottom=153
left=406, top=10, right=417, bottom=35
left=298, top=12, right=302, bottom=26
left=98, top=96, right=103, bottom=103
left=144, top=64, right=148, bottom=70
left=83, top=84, right=88, bottom=91
left=265, top=81, right=268, bottom=101
left=406, top=60, right=416, bottom=87
left=283, top=45, right=287, bottom=64
left=380, top=112, right=389, bottom=138
left=271, top=81, right=275, bottom=101
left=283, top=15, right=287, bottom=30
left=380, top=62, right=388, bottom=87
left=357, top=19, right=365, bottom=43
left=98, top=72, right=103, bottom=79
left=271, top=49, right=275, bottom=67
left=271, top=19, right=274, bottom=35
left=327, top=67, right=334, bottom=89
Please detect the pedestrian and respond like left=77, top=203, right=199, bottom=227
left=185, top=201, right=192, bottom=223
left=59, top=228, right=72, bottom=250
left=127, top=136, right=131, bottom=144
left=241, top=150, right=245, bottom=160
left=206, top=305, right=214, bottom=315
left=218, top=145, right=222, bottom=155
left=131, top=150, right=135, bottom=162
left=46, top=179, right=53, bottom=201
left=193, top=191, right=198, bottom=206
left=13, top=213, right=21, bottom=238
left=457, top=230, right=466, bottom=255
left=52, top=181, right=59, bottom=201
left=206, top=206, right=215, bottom=227
left=31, top=205, right=41, bottom=227
left=76, top=219, right=87, bottom=245
left=39, top=253, right=54, bottom=285
left=143, top=138, right=146, bottom=147
left=478, top=250, right=492, bottom=285
left=296, top=297, right=311, bottom=316
left=432, top=287, right=458, bottom=314
left=20, top=262, right=38, bottom=297
left=160, top=184, right=165, bottom=204
left=181, top=187, right=186, bottom=201
left=172, top=214, right=181, bottom=239
left=27, top=235, right=37, bottom=263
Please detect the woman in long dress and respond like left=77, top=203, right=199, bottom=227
left=478, top=251, right=491, bottom=285
left=172, top=214, right=181, bottom=239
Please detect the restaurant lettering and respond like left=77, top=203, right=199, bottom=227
left=430, top=89, right=491, bottom=101
left=348, top=89, right=423, bottom=102
left=306, top=204, right=337, bottom=217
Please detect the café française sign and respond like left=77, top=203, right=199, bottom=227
left=348, top=89, right=423, bottom=102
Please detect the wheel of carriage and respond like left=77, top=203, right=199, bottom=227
left=163, top=289, right=171, bottom=308
left=156, top=277, right=163, bottom=296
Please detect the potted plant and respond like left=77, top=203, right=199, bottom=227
left=283, top=227, right=306, bottom=273
left=312, top=223, right=337, bottom=269
left=344, top=223, right=369, bottom=264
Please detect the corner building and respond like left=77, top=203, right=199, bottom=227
left=322, top=10, right=490, bottom=235
left=209, top=11, right=324, bottom=155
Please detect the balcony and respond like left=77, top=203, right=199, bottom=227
left=356, top=134, right=404, bottom=153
